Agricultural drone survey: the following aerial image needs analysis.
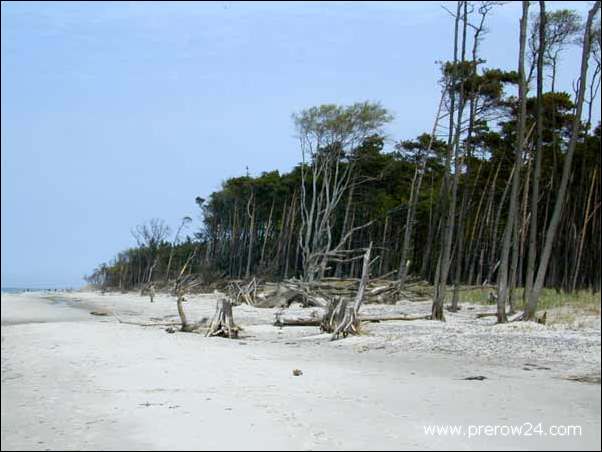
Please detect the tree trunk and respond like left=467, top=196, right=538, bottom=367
left=260, top=198, right=275, bottom=269
left=399, top=86, right=447, bottom=289
left=571, top=168, right=598, bottom=292
left=431, top=0, right=463, bottom=321
left=206, top=298, right=240, bottom=338
left=245, top=192, right=256, bottom=279
left=525, top=0, right=546, bottom=303
left=322, top=242, right=372, bottom=340
left=525, top=1, right=600, bottom=319
left=496, top=1, right=529, bottom=324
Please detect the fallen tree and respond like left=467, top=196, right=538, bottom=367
left=274, top=243, right=432, bottom=335
left=217, top=273, right=430, bottom=309
left=274, top=309, right=431, bottom=327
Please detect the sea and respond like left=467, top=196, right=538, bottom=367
left=1, top=287, right=75, bottom=294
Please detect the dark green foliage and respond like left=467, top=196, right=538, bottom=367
left=87, top=103, right=601, bottom=293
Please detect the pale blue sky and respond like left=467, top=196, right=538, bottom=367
left=1, top=1, right=598, bottom=288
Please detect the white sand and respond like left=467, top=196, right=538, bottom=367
left=1, top=291, right=600, bottom=450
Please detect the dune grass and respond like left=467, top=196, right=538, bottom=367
left=455, top=286, right=601, bottom=314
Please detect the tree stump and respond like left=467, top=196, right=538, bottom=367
left=321, top=297, right=347, bottom=333
left=318, top=243, right=373, bottom=340
left=320, top=297, right=361, bottom=340
left=206, top=298, right=241, bottom=338
left=176, top=294, right=194, bottom=332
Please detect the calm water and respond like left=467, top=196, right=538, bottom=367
left=1, top=287, right=74, bottom=294
left=1, top=287, right=29, bottom=294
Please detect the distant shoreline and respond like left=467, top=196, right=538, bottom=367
left=1, top=287, right=79, bottom=294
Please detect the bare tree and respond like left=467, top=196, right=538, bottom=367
left=172, top=248, right=204, bottom=332
left=165, top=216, right=192, bottom=282
left=531, top=9, right=583, bottom=92
left=293, top=102, right=392, bottom=282
left=132, top=218, right=171, bottom=250
left=131, top=218, right=171, bottom=289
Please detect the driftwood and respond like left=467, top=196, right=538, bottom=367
left=508, top=310, right=547, bottom=324
left=274, top=310, right=431, bottom=327
left=112, top=312, right=189, bottom=328
left=319, top=243, right=373, bottom=340
left=206, top=298, right=241, bottom=338
left=90, top=311, right=109, bottom=316
left=227, top=278, right=258, bottom=306
left=320, top=297, right=350, bottom=335
left=360, top=314, right=431, bottom=322
left=210, top=272, right=430, bottom=309
left=476, top=310, right=547, bottom=324
left=171, top=249, right=206, bottom=332
left=274, top=308, right=323, bottom=327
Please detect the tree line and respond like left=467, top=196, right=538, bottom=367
left=86, top=1, right=601, bottom=323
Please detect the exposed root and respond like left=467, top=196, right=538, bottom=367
left=206, top=298, right=241, bottom=338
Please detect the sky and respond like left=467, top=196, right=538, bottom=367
left=1, top=1, right=599, bottom=288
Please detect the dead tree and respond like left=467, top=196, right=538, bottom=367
left=294, top=103, right=391, bottom=282
left=321, top=242, right=372, bottom=340
left=149, top=284, right=155, bottom=303
left=165, top=216, right=192, bottom=282
left=206, top=295, right=241, bottom=338
left=227, top=278, right=258, bottom=306
left=172, top=249, right=204, bottom=332
left=131, top=218, right=170, bottom=290
left=275, top=309, right=430, bottom=327
left=320, top=297, right=348, bottom=333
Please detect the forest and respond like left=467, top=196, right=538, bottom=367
left=86, top=1, right=602, bottom=325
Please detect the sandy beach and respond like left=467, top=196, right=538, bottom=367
left=1, top=291, right=600, bottom=450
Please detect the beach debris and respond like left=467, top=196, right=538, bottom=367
left=523, top=363, right=551, bottom=371
left=292, top=369, right=303, bottom=376
left=149, top=283, right=156, bottom=303
left=321, top=244, right=372, bottom=341
left=274, top=310, right=430, bottom=327
left=172, top=249, right=206, bottom=332
left=139, top=402, right=164, bottom=408
left=537, top=311, right=547, bottom=325
left=227, top=278, right=259, bottom=306
left=273, top=244, right=429, bottom=335
left=165, top=327, right=176, bottom=334
left=219, top=271, right=430, bottom=310
left=112, top=312, right=182, bottom=328
left=206, top=297, right=241, bottom=338
left=563, top=374, right=601, bottom=384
